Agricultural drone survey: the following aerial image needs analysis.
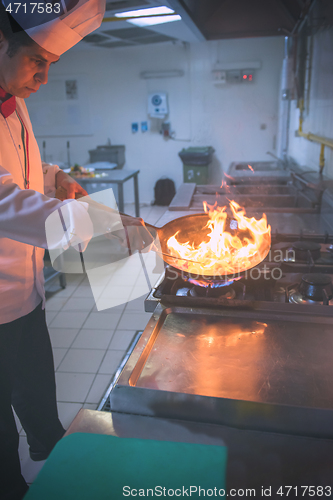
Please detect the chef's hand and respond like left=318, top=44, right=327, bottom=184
left=111, top=214, right=155, bottom=254
left=56, top=170, right=88, bottom=199
left=85, top=201, right=154, bottom=253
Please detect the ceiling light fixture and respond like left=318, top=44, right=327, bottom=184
left=115, top=6, right=175, bottom=18
left=113, top=6, right=181, bottom=26
left=127, top=15, right=181, bottom=27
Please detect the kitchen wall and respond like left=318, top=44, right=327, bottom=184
left=27, top=36, right=284, bottom=204
left=288, top=27, right=333, bottom=177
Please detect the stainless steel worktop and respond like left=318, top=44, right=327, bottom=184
left=110, top=302, right=333, bottom=439
left=66, top=409, right=333, bottom=491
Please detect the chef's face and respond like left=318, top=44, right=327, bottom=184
left=0, top=31, right=59, bottom=98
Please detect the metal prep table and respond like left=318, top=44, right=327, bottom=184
left=76, top=169, right=140, bottom=216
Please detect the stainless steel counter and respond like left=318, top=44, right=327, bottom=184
left=66, top=409, right=333, bottom=491
left=110, top=302, right=333, bottom=438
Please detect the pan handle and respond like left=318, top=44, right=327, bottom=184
left=143, top=222, right=158, bottom=234
left=142, top=222, right=159, bottom=248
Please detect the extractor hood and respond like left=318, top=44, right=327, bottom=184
left=167, top=0, right=333, bottom=40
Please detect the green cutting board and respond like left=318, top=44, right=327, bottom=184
left=25, top=433, right=227, bottom=499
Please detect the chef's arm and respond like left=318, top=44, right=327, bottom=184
left=54, top=181, right=153, bottom=252
left=0, top=165, right=93, bottom=250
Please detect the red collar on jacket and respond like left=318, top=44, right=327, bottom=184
left=0, top=87, right=16, bottom=118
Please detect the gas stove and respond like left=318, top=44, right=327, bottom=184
left=106, top=175, right=333, bottom=497
left=110, top=231, right=333, bottom=438
left=110, top=179, right=333, bottom=441
left=145, top=232, right=333, bottom=312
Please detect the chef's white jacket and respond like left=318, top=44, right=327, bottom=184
left=0, top=97, right=92, bottom=324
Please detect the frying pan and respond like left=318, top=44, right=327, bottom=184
left=55, top=188, right=270, bottom=281
left=144, top=213, right=271, bottom=280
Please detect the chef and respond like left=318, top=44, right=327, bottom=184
left=0, top=1, right=149, bottom=498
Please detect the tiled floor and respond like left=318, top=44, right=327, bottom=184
left=18, top=203, right=167, bottom=485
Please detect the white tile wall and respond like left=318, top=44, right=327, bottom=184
left=27, top=37, right=284, bottom=203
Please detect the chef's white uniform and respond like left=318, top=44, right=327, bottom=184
left=0, top=94, right=91, bottom=324
left=0, top=1, right=106, bottom=497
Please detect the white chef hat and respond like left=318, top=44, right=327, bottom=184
left=1, top=0, right=105, bottom=55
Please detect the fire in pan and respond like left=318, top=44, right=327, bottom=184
left=145, top=201, right=271, bottom=282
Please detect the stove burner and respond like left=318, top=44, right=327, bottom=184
left=289, top=273, right=333, bottom=305
left=187, top=285, right=234, bottom=298
left=165, top=265, right=242, bottom=288
left=203, top=287, right=236, bottom=299
left=186, top=276, right=242, bottom=288
left=175, top=284, right=236, bottom=299
left=299, top=273, right=333, bottom=301
left=292, top=241, right=321, bottom=262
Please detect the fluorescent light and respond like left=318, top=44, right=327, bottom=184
left=115, top=6, right=175, bottom=18
left=114, top=6, right=181, bottom=27
left=128, top=15, right=181, bottom=27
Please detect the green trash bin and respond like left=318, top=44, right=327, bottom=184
left=182, top=164, right=210, bottom=184
left=178, top=147, right=215, bottom=184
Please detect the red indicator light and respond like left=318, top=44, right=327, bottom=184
left=249, top=74, right=253, bottom=81
left=243, top=74, right=247, bottom=79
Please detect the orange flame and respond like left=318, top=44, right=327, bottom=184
left=220, top=176, right=231, bottom=192
left=166, top=201, right=271, bottom=277
left=248, top=164, right=254, bottom=172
